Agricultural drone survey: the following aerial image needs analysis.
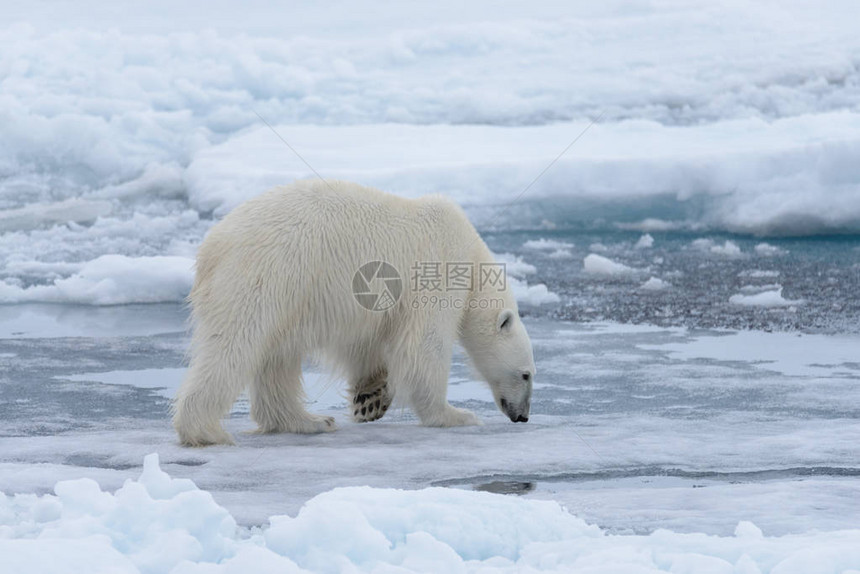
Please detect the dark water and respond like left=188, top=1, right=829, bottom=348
left=485, top=230, right=860, bottom=334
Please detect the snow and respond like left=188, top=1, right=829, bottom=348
left=730, top=288, right=803, bottom=308
left=2, top=453, right=860, bottom=574
left=583, top=254, right=638, bottom=276
left=634, top=234, right=654, bottom=249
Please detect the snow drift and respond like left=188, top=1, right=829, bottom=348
left=2, top=454, right=859, bottom=574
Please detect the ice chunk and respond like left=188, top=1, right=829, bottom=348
left=692, top=239, right=744, bottom=257
left=490, top=253, right=557, bottom=305
left=547, top=249, right=573, bottom=259
left=740, top=283, right=782, bottom=294
left=634, top=234, right=654, bottom=249
left=523, top=238, right=574, bottom=251
left=640, top=277, right=670, bottom=291
left=729, top=288, right=803, bottom=308
left=691, top=238, right=716, bottom=251
left=755, top=243, right=788, bottom=256
left=583, top=254, right=637, bottom=276
left=509, top=277, right=560, bottom=306
left=738, top=270, right=780, bottom=279
left=492, top=253, right=537, bottom=277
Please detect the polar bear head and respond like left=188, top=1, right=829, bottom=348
left=460, top=306, right=536, bottom=423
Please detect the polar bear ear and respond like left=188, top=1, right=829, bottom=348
left=497, top=309, right=515, bottom=331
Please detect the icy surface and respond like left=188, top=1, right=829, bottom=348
left=2, top=307, right=859, bottom=539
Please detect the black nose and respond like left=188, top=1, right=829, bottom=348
left=515, top=415, right=528, bottom=423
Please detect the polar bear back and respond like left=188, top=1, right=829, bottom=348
left=189, top=179, right=499, bottom=354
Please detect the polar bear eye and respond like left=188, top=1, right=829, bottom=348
left=497, top=309, right=515, bottom=331
left=522, top=372, right=531, bottom=382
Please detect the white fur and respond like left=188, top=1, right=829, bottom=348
left=172, top=180, right=535, bottom=446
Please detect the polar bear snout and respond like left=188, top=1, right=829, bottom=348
left=499, top=397, right=530, bottom=423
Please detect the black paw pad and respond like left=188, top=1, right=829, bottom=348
left=351, top=384, right=392, bottom=422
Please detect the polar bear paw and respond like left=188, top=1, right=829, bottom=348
left=295, top=414, right=337, bottom=433
left=422, top=405, right=482, bottom=427
left=256, top=414, right=337, bottom=434
left=352, top=385, right=392, bottom=423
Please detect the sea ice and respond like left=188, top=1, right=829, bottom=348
left=2, top=454, right=859, bottom=574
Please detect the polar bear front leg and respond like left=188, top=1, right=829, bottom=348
left=350, top=367, right=391, bottom=423
left=389, top=336, right=480, bottom=427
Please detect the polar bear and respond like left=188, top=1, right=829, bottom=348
left=173, top=180, right=535, bottom=446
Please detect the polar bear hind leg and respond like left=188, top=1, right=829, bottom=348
left=173, top=335, right=251, bottom=446
left=250, top=346, right=336, bottom=434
